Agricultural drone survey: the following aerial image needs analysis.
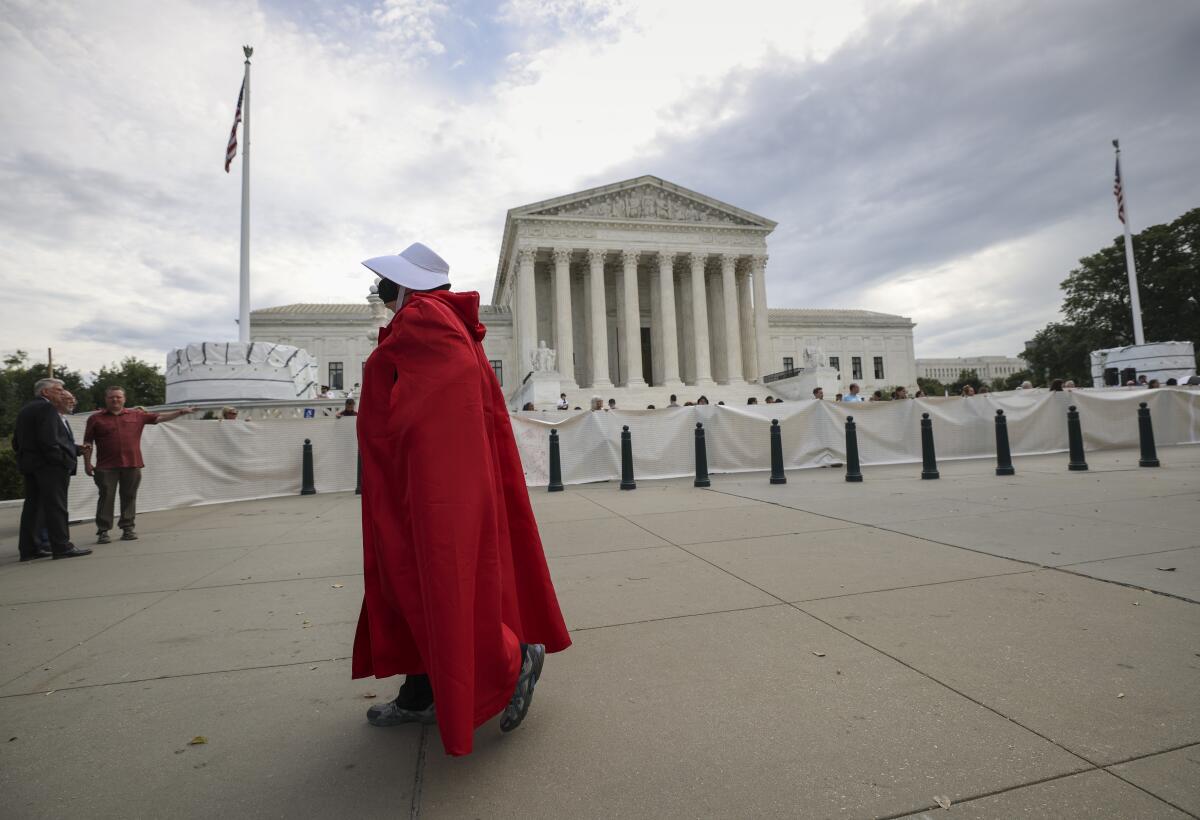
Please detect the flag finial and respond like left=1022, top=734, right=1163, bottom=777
left=1112, top=138, right=1120, bottom=150
left=243, top=45, right=253, bottom=60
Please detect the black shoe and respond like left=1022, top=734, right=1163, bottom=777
left=96, top=531, right=111, bottom=545
left=19, top=550, right=53, bottom=562
left=367, top=699, right=436, bottom=727
left=120, top=530, right=138, bottom=541
left=52, top=546, right=93, bottom=560
left=500, top=643, right=545, bottom=733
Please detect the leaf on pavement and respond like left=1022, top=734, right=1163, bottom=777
left=934, top=795, right=952, bottom=809
left=812, top=651, right=826, bottom=657
left=188, top=736, right=207, bottom=746
left=1155, top=567, right=1176, bottom=572
left=331, top=583, right=345, bottom=589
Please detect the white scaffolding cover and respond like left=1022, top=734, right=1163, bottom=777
left=165, top=342, right=319, bottom=403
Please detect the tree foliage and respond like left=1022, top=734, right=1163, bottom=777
left=947, top=369, right=983, bottom=395
left=0, top=351, right=93, bottom=440
left=996, top=368, right=1036, bottom=391
left=1023, top=208, right=1199, bottom=383
left=916, top=377, right=946, bottom=396
left=89, top=357, right=166, bottom=409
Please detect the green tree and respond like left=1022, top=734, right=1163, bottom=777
left=0, top=350, right=94, bottom=440
left=916, top=377, right=946, bottom=396
left=89, top=357, right=166, bottom=409
left=996, top=368, right=1036, bottom=391
left=1061, top=208, right=1199, bottom=352
left=1021, top=322, right=1106, bottom=386
left=946, top=369, right=983, bottom=395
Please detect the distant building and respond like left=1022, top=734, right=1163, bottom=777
left=917, top=355, right=1028, bottom=383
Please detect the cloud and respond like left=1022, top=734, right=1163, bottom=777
left=0, top=0, right=1196, bottom=376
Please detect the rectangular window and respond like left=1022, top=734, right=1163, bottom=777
left=874, top=356, right=885, bottom=380
left=782, top=356, right=794, bottom=372
left=829, top=356, right=839, bottom=373
left=328, top=362, right=344, bottom=390
left=490, top=359, right=503, bottom=386
left=851, top=356, right=863, bottom=380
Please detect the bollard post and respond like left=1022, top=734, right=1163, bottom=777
left=994, top=410, right=1015, bottom=476
left=1066, top=405, right=1089, bottom=471
left=1137, top=402, right=1160, bottom=468
left=920, top=413, right=939, bottom=480
left=547, top=428, right=565, bottom=492
left=694, top=422, right=711, bottom=488
left=355, top=449, right=362, bottom=495
left=769, top=419, right=787, bottom=485
left=844, top=416, right=863, bottom=483
left=301, top=438, right=317, bottom=495
left=620, top=425, right=636, bottom=490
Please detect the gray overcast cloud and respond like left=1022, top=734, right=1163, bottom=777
left=1, top=0, right=1197, bottom=375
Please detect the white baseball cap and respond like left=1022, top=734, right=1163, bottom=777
left=362, top=242, right=450, bottom=290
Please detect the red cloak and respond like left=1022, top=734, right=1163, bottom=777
left=352, top=289, right=570, bottom=756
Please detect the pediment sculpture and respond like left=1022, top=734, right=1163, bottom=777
left=532, top=186, right=756, bottom=226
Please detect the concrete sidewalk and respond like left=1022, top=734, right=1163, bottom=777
left=1, top=447, right=1197, bottom=818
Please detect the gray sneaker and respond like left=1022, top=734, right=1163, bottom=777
left=500, top=643, right=545, bottom=733
left=120, top=530, right=138, bottom=541
left=366, top=700, right=436, bottom=727
left=96, top=531, right=111, bottom=544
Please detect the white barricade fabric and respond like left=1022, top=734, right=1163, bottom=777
left=63, top=389, right=1199, bottom=521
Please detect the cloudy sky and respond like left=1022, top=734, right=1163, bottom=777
left=2, top=0, right=1197, bottom=376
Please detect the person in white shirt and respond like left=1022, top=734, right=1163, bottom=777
left=556, top=393, right=569, bottom=410
left=842, top=383, right=865, bottom=402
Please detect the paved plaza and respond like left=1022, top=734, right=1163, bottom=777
left=1, top=446, right=1198, bottom=819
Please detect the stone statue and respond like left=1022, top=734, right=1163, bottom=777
left=531, top=340, right=557, bottom=373
left=803, top=346, right=826, bottom=369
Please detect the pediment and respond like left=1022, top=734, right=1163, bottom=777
left=513, top=177, right=774, bottom=229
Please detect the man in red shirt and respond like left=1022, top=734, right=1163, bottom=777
left=83, top=386, right=195, bottom=543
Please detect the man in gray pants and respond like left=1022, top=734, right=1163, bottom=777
left=82, top=386, right=194, bottom=543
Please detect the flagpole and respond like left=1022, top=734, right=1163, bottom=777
left=1113, top=139, right=1145, bottom=346
left=238, top=46, right=253, bottom=344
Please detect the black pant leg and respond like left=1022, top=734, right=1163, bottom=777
left=18, top=472, right=43, bottom=558
left=34, top=466, right=71, bottom=550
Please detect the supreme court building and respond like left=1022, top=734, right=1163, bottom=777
left=250, top=177, right=917, bottom=406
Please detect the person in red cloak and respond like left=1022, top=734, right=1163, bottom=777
left=352, top=242, right=570, bottom=757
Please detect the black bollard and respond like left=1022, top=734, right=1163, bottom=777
left=844, top=416, right=863, bottom=483
left=1067, top=405, right=1089, bottom=471
left=301, top=438, right=317, bottom=495
left=769, top=419, right=787, bottom=484
left=694, top=422, right=711, bottom=488
left=994, top=410, right=1015, bottom=476
left=1137, top=402, right=1160, bottom=468
left=620, top=425, right=636, bottom=490
left=548, top=428, right=565, bottom=492
left=920, top=413, right=939, bottom=480
left=355, top=449, right=362, bottom=495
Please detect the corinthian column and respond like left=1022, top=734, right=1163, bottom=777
left=737, top=264, right=757, bottom=382
left=657, top=250, right=682, bottom=387
left=621, top=249, right=646, bottom=387
left=751, top=254, right=771, bottom=380
left=720, top=253, right=743, bottom=383
left=516, top=246, right=537, bottom=378
left=587, top=249, right=612, bottom=388
left=552, top=248, right=576, bottom=389
left=689, top=252, right=713, bottom=386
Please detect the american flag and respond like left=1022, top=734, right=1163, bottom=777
left=1113, top=155, right=1126, bottom=224
left=225, top=80, right=244, bottom=173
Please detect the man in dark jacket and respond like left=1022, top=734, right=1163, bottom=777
left=12, top=379, right=93, bottom=561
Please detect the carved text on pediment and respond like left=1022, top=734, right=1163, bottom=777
left=532, top=186, right=756, bottom=226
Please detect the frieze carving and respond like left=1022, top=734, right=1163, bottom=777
left=517, top=219, right=765, bottom=248
left=530, top=185, right=757, bottom=226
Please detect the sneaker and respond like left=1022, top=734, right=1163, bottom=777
left=120, top=530, right=138, bottom=541
left=96, top=531, right=111, bottom=545
left=500, top=643, right=545, bottom=733
left=366, top=699, right=436, bottom=727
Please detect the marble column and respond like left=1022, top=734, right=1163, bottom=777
left=552, top=248, right=576, bottom=389
left=751, top=254, right=771, bottom=380
left=737, top=265, right=757, bottom=382
left=689, top=252, right=713, bottom=386
left=621, top=249, right=646, bottom=387
left=657, top=250, right=682, bottom=387
left=516, top=246, right=537, bottom=378
left=720, top=253, right=743, bottom=383
left=587, top=249, right=612, bottom=388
